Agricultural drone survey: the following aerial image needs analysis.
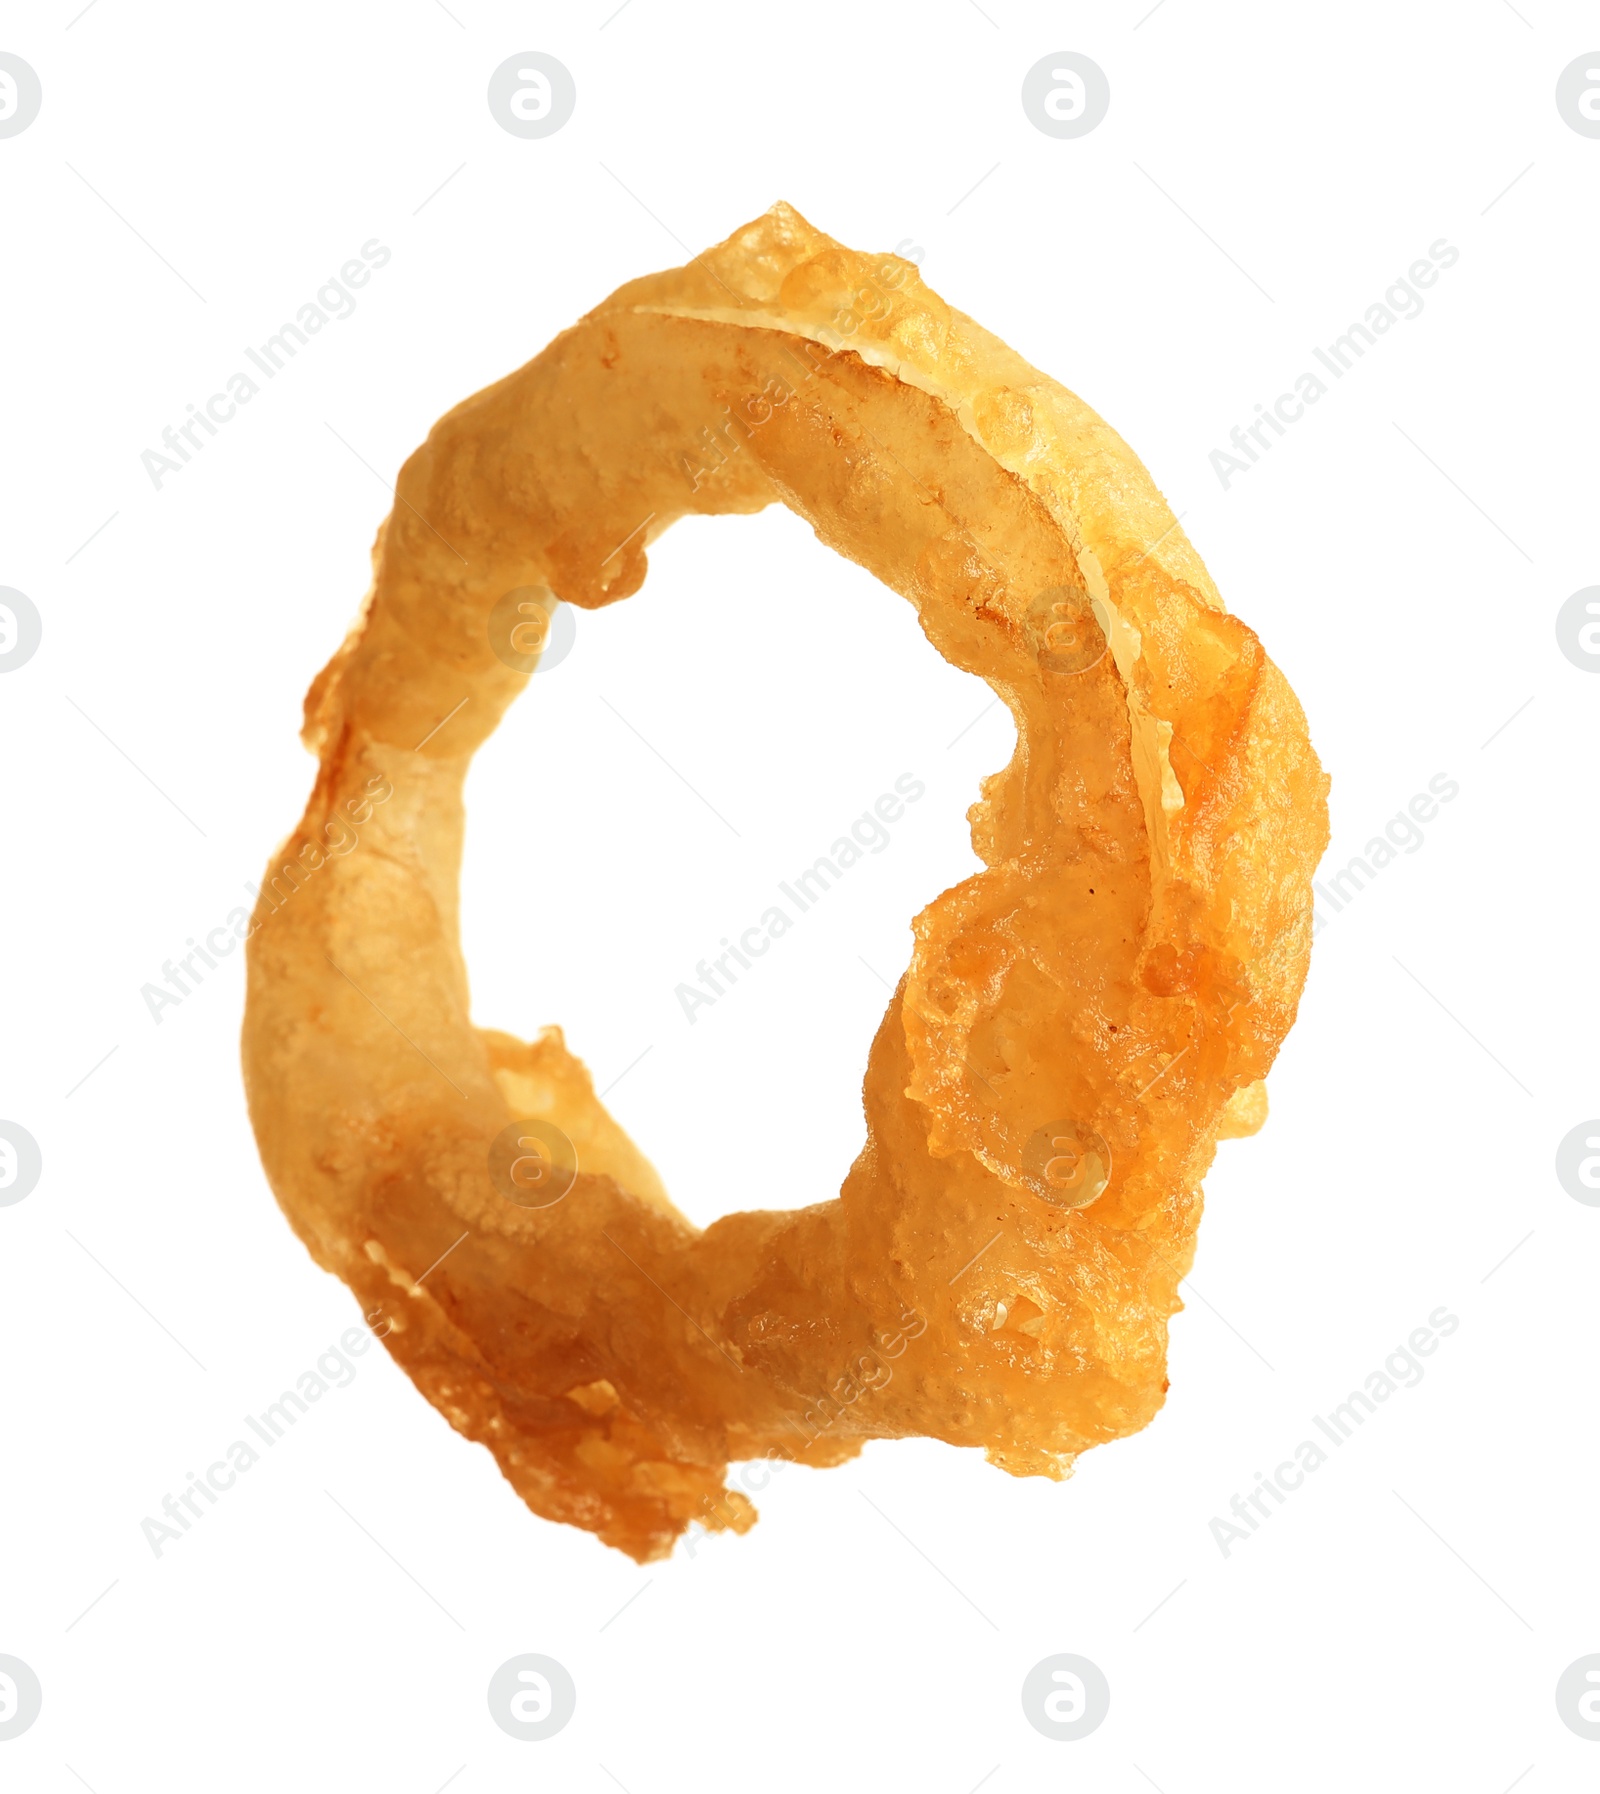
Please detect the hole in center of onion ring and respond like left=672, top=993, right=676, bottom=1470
left=458, top=508, right=1014, bottom=1229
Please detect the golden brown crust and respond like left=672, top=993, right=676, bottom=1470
left=242, top=203, right=1329, bottom=1560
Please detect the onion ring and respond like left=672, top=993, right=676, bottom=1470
left=242, top=203, right=1329, bottom=1561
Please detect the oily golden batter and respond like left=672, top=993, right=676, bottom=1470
left=242, top=204, right=1329, bottom=1561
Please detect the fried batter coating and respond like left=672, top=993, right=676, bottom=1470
left=242, top=204, right=1329, bottom=1561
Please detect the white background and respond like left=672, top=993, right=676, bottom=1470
left=2, top=1, right=1596, bottom=1789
